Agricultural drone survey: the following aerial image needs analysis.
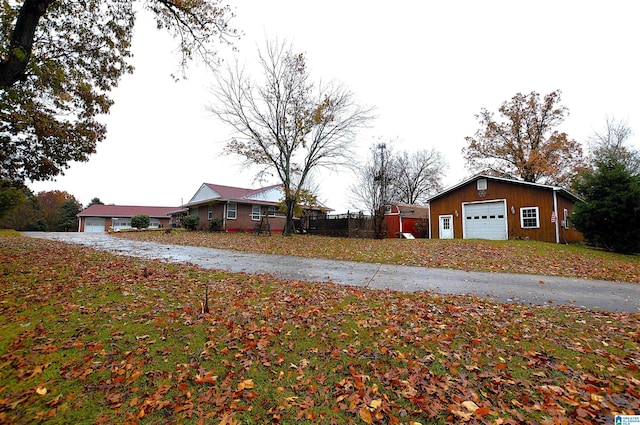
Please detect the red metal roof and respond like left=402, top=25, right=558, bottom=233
left=78, top=205, right=179, bottom=218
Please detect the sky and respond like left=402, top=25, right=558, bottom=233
left=29, top=0, right=640, bottom=213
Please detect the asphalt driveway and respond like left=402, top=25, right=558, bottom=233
left=24, top=232, right=640, bottom=313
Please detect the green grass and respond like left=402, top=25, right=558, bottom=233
left=1, top=235, right=638, bottom=424
left=0, top=229, right=20, bottom=237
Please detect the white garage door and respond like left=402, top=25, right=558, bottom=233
left=463, top=201, right=507, bottom=240
left=84, top=218, right=105, bottom=233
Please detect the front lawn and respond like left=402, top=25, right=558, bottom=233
left=1, top=235, right=638, bottom=424
left=115, top=231, right=640, bottom=283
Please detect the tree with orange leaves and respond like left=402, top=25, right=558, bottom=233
left=463, top=90, right=587, bottom=187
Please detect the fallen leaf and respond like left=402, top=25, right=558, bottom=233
left=359, top=407, right=373, bottom=424
left=475, top=406, right=490, bottom=416
left=238, top=379, right=254, bottom=390
left=461, top=400, right=479, bottom=412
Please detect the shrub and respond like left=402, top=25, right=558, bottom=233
left=182, top=215, right=199, bottom=230
left=209, top=218, right=223, bottom=232
left=131, top=215, right=150, bottom=229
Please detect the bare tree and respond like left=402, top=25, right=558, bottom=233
left=395, top=148, right=447, bottom=204
left=350, top=142, right=399, bottom=216
left=588, top=116, right=639, bottom=174
left=210, top=39, right=374, bottom=235
left=351, top=143, right=446, bottom=212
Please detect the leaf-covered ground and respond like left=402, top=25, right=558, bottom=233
left=115, top=231, right=640, bottom=283
left=1, top=235, right=639, bottom=424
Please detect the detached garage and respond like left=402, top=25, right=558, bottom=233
left=77, top=205, right=178, bottom=232
left=427, top=175, right=584, bottom=244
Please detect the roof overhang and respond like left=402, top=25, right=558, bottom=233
left=427, top=174, right=584, bottom=203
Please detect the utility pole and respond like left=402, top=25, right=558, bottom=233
left=375, top=143, right=387, bottom=238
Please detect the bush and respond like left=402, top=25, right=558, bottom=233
left=209, top=218, right=223, bottom=232
left=131, top=215, right=150, bottom=229
left=182, top=215, right=199, bottom=230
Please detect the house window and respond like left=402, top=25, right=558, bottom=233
left=251, top=205, right=261, bottom=221
left=477, top=179, right=488, bottom=190
left=227, top=203, right=237, bottom=220
left=112, top=218, right=131, bottom=229
left=563, top=208, right=570, bottom=229
left=520, top=207, right=539, bottom=229
left=208, top=205, right=213, bottom=220
left=267, top=206, right=277, bottom=217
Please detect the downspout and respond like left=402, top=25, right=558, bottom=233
left=223, top=203, right=227, bottom=231
left=553, top=190, right=559, bottom=244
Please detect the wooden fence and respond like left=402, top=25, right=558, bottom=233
left=306, top=212, right=377, bottom=238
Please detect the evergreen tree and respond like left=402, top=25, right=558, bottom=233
left=572, top=160, right=640, bottom=254
left=87, top=197, right=104, bottom=207
left=57, top=199, right=81, bottom=231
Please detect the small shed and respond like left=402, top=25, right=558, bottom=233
left=384, top=203, right=430, bottom=238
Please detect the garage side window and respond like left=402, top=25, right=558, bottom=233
left=520, top=207, right=539, bottom=229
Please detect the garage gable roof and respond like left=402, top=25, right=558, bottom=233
left=427, top=174, right=583, bottom=203
left=78, top=205, right=178, bottom=218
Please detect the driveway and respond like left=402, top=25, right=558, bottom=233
left=24, top=232, right=640, bottom=313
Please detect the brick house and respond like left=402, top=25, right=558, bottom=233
left=77, top=205, right=177, bottom=232
left=181, top=183, right=329, bottom=233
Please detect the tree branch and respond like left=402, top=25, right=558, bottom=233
left=0, top=0, right=54, bottom=88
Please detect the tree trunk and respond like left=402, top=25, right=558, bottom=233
left=282, top=196, right=296, bottom=236
left=0, top=0, right=53, bottom=88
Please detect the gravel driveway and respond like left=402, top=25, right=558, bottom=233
left=24, top=232, right=640, bottom=313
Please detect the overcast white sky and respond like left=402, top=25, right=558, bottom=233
left=29, top=0, right=639, bottom=213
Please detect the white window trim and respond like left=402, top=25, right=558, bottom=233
left=251, top=205, right=261, bottom=221
left=226, top=203, right=237, bottom=220
left=208, top=205, right=213, bottom=220
left=520, top=207, right=540, bottom=229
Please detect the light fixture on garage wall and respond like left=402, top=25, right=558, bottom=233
left=455, top=210, right=459, bottom=217
left=511, top=206, right=516, bottom=214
